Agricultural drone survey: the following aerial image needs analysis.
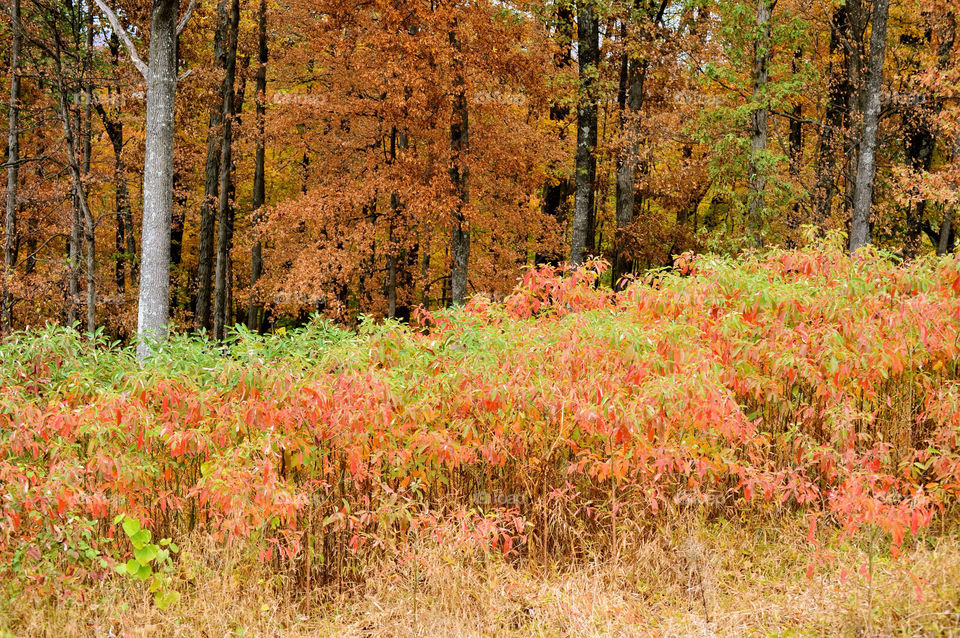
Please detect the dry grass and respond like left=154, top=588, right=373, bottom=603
left=5, top=514, right=960, bottom=637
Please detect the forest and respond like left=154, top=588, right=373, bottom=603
left=0, top=0, right=957, bottom=341
left=3, top=0, right=960, bottom=636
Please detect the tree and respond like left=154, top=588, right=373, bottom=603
left=569, top=0, right=599, bottom=267
left=2, top=0, right=21, bottom=333
left=848, top=0, right=890, bottom=253
left=247, top=0, right=267, bottom=330
left=94, top=0, right=196, bottom=355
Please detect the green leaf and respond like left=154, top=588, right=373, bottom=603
left=122, top=516, right=141, bottom=537
left=130, top=528, right=152, bottom=549
left=124, top=558, right=141, bottom=575
left=154, top=589, right=180, bottom=610
left=136, top=563, right=152, bottom=580
left=156, top=548, right=170, bottom=563
left=134, top=544, right=157, bottom=565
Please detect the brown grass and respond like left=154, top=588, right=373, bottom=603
left=5, top=513, right=960, bottom=637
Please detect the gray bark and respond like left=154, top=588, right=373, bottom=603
left=848, top=0, right=890, bottom=252
left=2, top=0, right=21, bottom=332
left=569, top=0, right=599, bottom=266
left=136, top=0, right=181, bottom=355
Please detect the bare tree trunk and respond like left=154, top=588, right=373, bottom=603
left=813, top=6, right=851, bottom=227
left=213, top=0, right=241, bottom=340
left=136, top=0, right=181, bottom=355
left=569, top=0, right=599, bottom=267
left=746, top=0, right=774, bottom=248
left=81, top=8, right=96, bottom=334
left=196, top=0, right=231, bottom=331
left=2, top=0, right=21, bottom=333
left=385, top=126, right=407, bottom=319
left=848, top=0, right=889, bottom=252
left=613, top=53, right=643, bottom=288
left=449, top=20, right=470, bottom=306
left=95, top=92, right=135, bottom=296
left=52, top=17, right=96, bottom=334
left=247, top=0, right=267, bottom=331
left=613, top=1, right=667, bottom=288
left=537, top=2, right=573, bottom=266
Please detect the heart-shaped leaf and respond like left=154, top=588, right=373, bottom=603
left=130, top=528, right=152, bottom=549
left=134, top=544, right=157, bottom=565
left=121, top=517, right=140, bottom=537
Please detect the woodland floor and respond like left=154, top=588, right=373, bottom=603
left=7, top=514, right=960, bottom=637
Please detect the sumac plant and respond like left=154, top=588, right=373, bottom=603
left=2, top=237, right=960, bottom=601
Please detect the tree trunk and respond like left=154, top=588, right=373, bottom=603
left=537, top=2, right=574, bottom=266
left=213, top=0, right=241, bottom=340
left=136, top=0, right=180, bottom=356
left=248, top=0, right=267, bottom=331
left=746, top=0, right=774, bottom=248
left=2, top=0, right=21, bottom=333
left=196, top=0, right=231, bottom=331
left=848, top=0, right=890, bottom=253
left=613, top=1, right=667, bottom=288
left=449, top=21, right=470, bottom=306
left=813, top=6, right=852, bottom=227
left=569, top=0, right=599, bottom=266
left=82, top=8, right=96, bottom=334
left=613, top=53, right=643, bottom=289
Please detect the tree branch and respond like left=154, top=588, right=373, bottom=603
left=177, top=0, right=197, bottom=36
left=92, top=0, right=148, bottom=79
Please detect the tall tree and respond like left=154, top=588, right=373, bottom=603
left=449, top=16, right=470, bottom=306
left=2, top=0, right=21, bottom=333
left=613, top=0, right=668, bottom=288
left=848, top=0, right=890, bottom=252
left=95, top=0, right=196, bottom=355
left=213, top=0, right=240, bottom=339
left=196, top=0, right=231, bottom=331
left=569, top=0, right=599, bottom=266
left=247, top=0, right=268, bottom=331
left=746, top=0, right=775, bottom=247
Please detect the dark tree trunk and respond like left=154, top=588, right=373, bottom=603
left=2, top=0, right=21, bottom=332
left=848, top=0, right=890, bottom=252
left=449, top=21, right=470, bottom=306
left=746, top=0, right=775, bottom=248
left=213, top=0, right=241, bottom=340
left=247, top=0, right=268, bottom=331
left=569, top=0, right=599, bottom=266
left=537, top=2, right=574, bottom=266
left=813, top=6, right=852, bottom=226
left=196, top=0, right=231, bottom=331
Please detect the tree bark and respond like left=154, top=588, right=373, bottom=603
left=746, top=0, right=774, bottom=248
left=196, top=0, right=231, bottom=331
left=569, top=0, right=599, bottom=266
left=213, top=0, right=241, bottom=340
left=848, top=0, right=890, bottom=253
left=248, top=0, right=267, bottom=331
left=813, top=6, right=852, bottom=227
left=537, top=2, right=574, bottom=266
left=613, top=0, right=667, bottom=288
left=136, top=0, right=181, bottom=356
left=2, top=0, right=21, bottom=333
left=449, top=20, right=470, bottom=306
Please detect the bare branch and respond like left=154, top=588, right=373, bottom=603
left=92, top=0, right=148, bottom=79
left=177, top=0, right=197, bottom=36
